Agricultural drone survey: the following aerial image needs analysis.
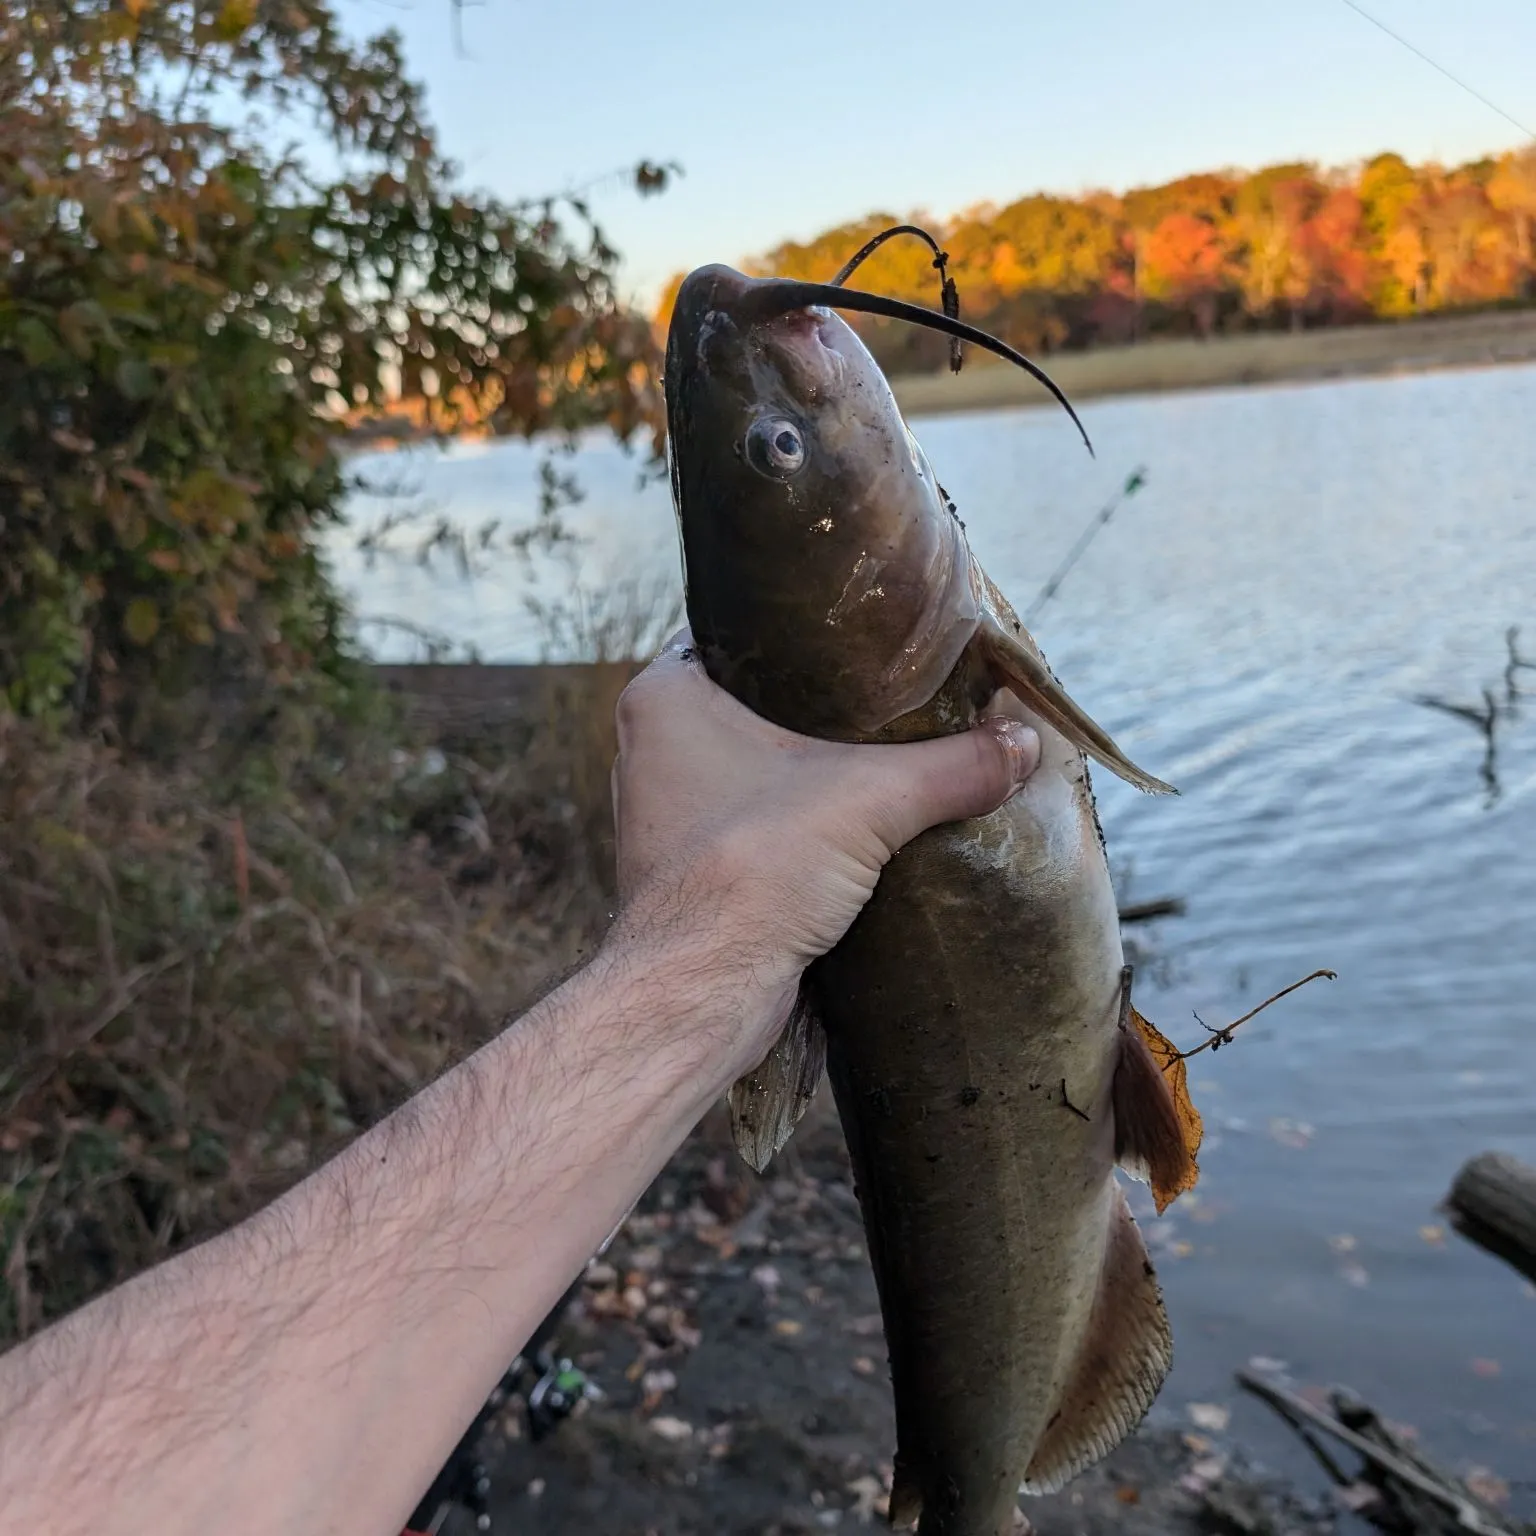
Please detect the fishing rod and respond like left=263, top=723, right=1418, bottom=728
left=1023, top=466, right=1148, bottom=627
left=399, top=1280, right=598, bottom=1536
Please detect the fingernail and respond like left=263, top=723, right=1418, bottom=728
left=982, top=717, right=1040, bottom=794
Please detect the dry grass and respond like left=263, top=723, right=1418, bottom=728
left=0, top=692, right=611, bottom=1342
left=892, top=307, right=1536, bottom=418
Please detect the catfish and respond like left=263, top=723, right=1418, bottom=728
left=664, top=260, right=1204, bottom=1536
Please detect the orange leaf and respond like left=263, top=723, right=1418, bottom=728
left=1129, top=1004, right=1204, bottom=1212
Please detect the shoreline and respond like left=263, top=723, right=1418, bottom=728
left=890, top=306, right=1536, bottom=418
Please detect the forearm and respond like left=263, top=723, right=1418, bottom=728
left=0, top=936, right=736, bottom=1536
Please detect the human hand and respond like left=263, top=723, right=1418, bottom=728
left=606, top=630, right=1040, bottom=1082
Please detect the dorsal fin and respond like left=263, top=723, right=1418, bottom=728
left=1021, top=1186, right=1173, bottom=1495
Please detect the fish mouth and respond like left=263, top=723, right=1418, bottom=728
left=669, top=264, right=1093, bottom=455
left=752, top=305, right=849, bottom=401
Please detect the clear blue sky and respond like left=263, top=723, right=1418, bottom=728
left=339, top=0, right=1536, bottom=303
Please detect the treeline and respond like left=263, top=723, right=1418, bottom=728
left=658, top=148, right=1536, bottom=373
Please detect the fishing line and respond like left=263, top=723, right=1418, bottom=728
left=739, top=277, right=1094, bottom=454
left=1024, top=466, right=1147, bottom=627
left=1339, top=0, right=1535, bottom=141
left=829, top=224, right=964, bottom=373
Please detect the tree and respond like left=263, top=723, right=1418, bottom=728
left=657, top=142, right=1536, bottom=376
left=1139, top=213, right=1229, bottom=337
left=1230, top=164, right=1321, bottom=321
left=0, top=0, right=665, bottom=726
left=1488, top=148, right=1536, bottom=292
left=1292, top=188, right=1372, bottom=325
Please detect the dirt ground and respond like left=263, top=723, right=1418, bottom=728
left=445, top=1098, right=1339, bottom=1536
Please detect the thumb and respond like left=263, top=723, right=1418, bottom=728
left=865, top=717, right=1041, bottom=851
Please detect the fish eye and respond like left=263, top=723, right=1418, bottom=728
left=745, top=416, right=807, bottom=479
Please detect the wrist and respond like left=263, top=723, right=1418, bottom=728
left=595, top=901, right=797, bottom=1097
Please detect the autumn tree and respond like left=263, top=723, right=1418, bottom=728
left=657, top=144, right=1536, bottom=375
left=1230, top=164, right=1321, bottom=321
left=1488, top=147, right=1536, bottom=292
left=0, top=0, right=665, bottom=728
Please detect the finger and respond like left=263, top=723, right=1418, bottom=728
left=865, top=718, right=1041, bottom=851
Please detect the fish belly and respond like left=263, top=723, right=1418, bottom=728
left=811, top=785, right=1133, bottom=1536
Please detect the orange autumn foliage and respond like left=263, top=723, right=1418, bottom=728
left=657, top=145, right=1536, bottom=373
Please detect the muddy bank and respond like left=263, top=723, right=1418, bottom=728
left=445, top=1097, right=1339, bottom=1536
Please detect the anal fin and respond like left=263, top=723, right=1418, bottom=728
left=727, top=985, right=826, bottom=1173
left=1021, top=1185, right=1173, bottom=1495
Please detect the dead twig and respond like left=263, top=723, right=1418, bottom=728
left=1116, top=895, right=1186, bottom=924
left=1176, top=969, right=1336, bottom=1062
left=1506, top=626, right=1535, bottom=703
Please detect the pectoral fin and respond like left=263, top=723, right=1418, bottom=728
left=1021, top=1185, right=1173, bottom=1494
left=727, top=986, right=826, bottom=1173
left=977, top=609, right=1176, bottom=796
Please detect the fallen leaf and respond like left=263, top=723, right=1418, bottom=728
left=1268, top=1117, right=1314, bottom=1149
left=1128, top=1004, right=1203, bottom=1212
left=650, top=1416, right=693, bottom=1442
left=846, top=1475, right=887, bottom=1523
left=1187, top=1402, right=1230, bottom=1433
left=1336, top=1482, right=1381, bottom=1512
left=774, top=1319, right=803, bottom=1337
left=641, top=1368, right=677, bottom=1401
left=1115, top=1486, right=1140, bottom=1505
left=1470, top=1358, right=1501, bottom=1378
left=1463, top=1467, right=1509, bottom=1507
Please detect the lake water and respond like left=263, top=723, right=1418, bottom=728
left=337, top=363, right=1536, bottom=1490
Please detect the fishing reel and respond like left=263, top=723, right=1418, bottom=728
left=401, top=1284, right=600, bottom=1536
left=526, top=1350, right=604, bottom=1443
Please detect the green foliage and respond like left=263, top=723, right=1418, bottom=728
left=0, top=0, right=664, bottom=726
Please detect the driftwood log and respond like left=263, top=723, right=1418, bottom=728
left=1444, top=1151, right=1536, bottom=1285
left=1237, top=1372, right=1523, bottom=1536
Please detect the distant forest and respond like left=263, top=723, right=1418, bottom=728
left=657, top=147, right=1536, bottom=374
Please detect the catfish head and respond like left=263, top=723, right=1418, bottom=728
left=666, top=263, right=980, bottom=738
left=664, top=263, right=1174, bottom=792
